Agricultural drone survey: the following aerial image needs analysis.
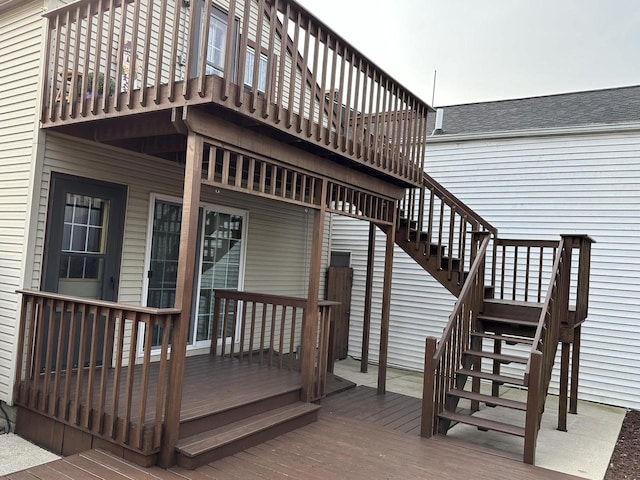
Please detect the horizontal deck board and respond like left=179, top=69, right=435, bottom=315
left=4, top=386, right=583, bottom=480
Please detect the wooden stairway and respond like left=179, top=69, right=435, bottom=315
left=437, top=299, right=541, bottom=440
left=393, top=178, right=593, bottom=464
left=175, top=383, right=320, bottom=469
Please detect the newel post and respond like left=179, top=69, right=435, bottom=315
left=300, top=185, right=327, bottom=402
left=420, top=336, right=437, bottom=438
left=158, top=132, right=203, bottom=467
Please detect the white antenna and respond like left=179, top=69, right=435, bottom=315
left=431, top=70, right=437, bottom=106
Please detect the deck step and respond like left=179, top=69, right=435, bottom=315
left=179, top=385, right=301, bottom=438
left=463, top=350, right=528, bottom=364
left=456, top=368, right=525, bottom=386
left=176, top=402, right=320, bottom=469
left=477, top=314, right=538, bottom=328
left=471, top=332, right=534, bottom=345
left=439, top=410, right=526, bottom=437
left=447, top=388, right=527, bottom=411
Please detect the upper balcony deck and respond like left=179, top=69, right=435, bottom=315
left=41, top=0, right=431, bottom=187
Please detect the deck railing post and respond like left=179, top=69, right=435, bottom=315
left=159, top=132, right=203, bottom=467
left=524, top=350, right=542, bottom=464
left=421, top=336, right=437, bottom=438
left=300, top=202, right=326, bottom=402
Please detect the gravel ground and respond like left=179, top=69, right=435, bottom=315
left=605, top=410, right=640, bottom=480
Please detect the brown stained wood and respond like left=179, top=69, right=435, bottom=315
left=159, top=132, right=203, bottom=467
left=377, top=208, right=396, bottom=394
left=301, top=204, right=325, bottom=402
left=361, top=222, right=375, bottom=373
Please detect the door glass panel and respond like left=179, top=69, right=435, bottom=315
left=146, top=200, right=182, bottom=347
left=146, top=199, right=245, bottom=347
left=197, top=211, right=243, bottom=342
left=58, top=194, right=108, bottom=299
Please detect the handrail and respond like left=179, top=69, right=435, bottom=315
left=212, top=290, right=337, bottom=400
left=13, top=290, right=178, bottom=453
left=40, top=0, right=428, bottom=185
left=421, top=232, right=490, bottom=437
left=422, top=172, right=497, bottom=235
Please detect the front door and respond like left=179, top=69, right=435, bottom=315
left=43, top=174, right=126, bottom=300
left=41, top=173, right=127, bottom=369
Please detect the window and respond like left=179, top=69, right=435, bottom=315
left=243, top=46, right=268, bottom=93
left=205, top=8, right=230, bottom=76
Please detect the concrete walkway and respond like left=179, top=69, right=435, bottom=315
left=334, top=357, right=625, bottom=480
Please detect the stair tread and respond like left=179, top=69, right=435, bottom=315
left=180, top=385, right=302, bottom=422
left=477, top=314, right=537, bottom=327
left=463, top=350, right=529, bottom=364
left=176, top=402, right=320, bottom=456
left=484, top=298, right=544, bottom=308
left=471, top=332, right=534, bottom=345
left=447, top=388, right=527, bottom=411
left=457, top=368, right=525, bottom=386
left=439, top=411, right=526, bottom=437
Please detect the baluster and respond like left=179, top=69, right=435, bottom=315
left=121, top=313, right=139, bottom=444
left=140, top=0, right=155, bottom=106
left=127, top=0, right=141, bottom=108
left=251, top=0, right=265, bottom=113
left=263, top=0, right=278, bottom=118
left=512, top=246, right=519, bottom=300
left=306, top=19, right=319, bottom=135
left=154, top=313, right=172, bottom=449
left=342, top=49, right=354, bottom=152
left=97, top=307, right=112, bottom=434
left=69, top=6, right=83, bottom=119
left=101, top=0, right=117, bottom=113
left=83, top=305, right=100, bottom=429
left=259, top=303, right=267, bottom=365
left=289, top=307, right=297, bottom=370
left=51, top=300, right=67, bottom=416
left=268, top=304, right=277, bottom=366
left=113, top=1, right=128, bottom=111
left=236, top=0, right=252, bottom=107
left=108, top=309, right=125, bottom=439
left=249, top=301, right=257, bottom=364
left=275, top=2, right=290, bottom=123
left=316, top=29, right=329, bottom=141
left=197, top=0, right=213, bottom=97
left=154, top=0, right=168, bottom=105
left=136, top=313, right=153, bottom=449
left=221, top=0, right=237, bottom=101
left=59, top=10, right=72, bottom=120
left=325, top=37, right=338, bottom=146
left=286, top=10, right=301, bottom=128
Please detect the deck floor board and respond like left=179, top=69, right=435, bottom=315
left=5, top=386, right=584, bottom=479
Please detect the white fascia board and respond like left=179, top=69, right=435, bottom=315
left=427, top=122, right=640, bottom=144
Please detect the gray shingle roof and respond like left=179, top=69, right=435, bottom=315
left=427, top=85, right=640, bottom=136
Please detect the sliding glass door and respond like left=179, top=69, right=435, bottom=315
left=145, top=196, right=247, bottom=348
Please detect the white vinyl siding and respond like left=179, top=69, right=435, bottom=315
left=332, top=128, right=640, bottom=410
left=427, top=131, right=640, bottom=410
left=330, top=215, right=455, bottom=371
left=0, top=0, right=44, bottom=403
left=36, top=134, right=327, bottom=308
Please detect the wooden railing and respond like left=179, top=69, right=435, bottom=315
left=13, top=290, right=179, bottom=453
left=490, top=238, right=559, bottom=302
left=420, top=232, right=490, bottom=437
left=398, top=173, right=497, bottom=287
left=211, top=290, right=337, bottom=400
left=523, top=234, right=593, bottom=464
left=41, top=0, right=428, bottom=185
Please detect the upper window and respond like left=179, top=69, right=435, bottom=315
left=243, top=46, right=268, bottom=93
left=206, top=8, right=231, bottom=76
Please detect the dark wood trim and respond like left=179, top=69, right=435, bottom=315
left=158, top=132, right=203, bottom=467
left=300, top=190, right=326, bottom=402
left=361, top=222, right=376, bottom=373
left=377, top=207, right=396, bottom=394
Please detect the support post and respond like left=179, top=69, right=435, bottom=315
left=570, top=325, right=581, bottom=414
left=558, top=342, right=570, bottom=431
left=377, top=209, right=396, bottom=394
left=300, top=202, right=326, bottom=402
left=420, top=336, right=437, bottom=438
left=158, top=132, right=202, bottom=467
left=361, top=222, right=376, bottom=373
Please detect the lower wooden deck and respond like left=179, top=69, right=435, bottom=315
left=5, top=386, right=582, bottom=480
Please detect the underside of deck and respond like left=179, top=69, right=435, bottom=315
left=6, top=386, right=583, bottom=480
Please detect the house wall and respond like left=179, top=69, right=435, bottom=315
left=0, top=0, right=45, bottom=404
left=331, top=127, right=640, bottom=409
left=34, top=133, right=327, bottom=299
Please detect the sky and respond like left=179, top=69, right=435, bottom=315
left=296, top=0, right=640, bottom=106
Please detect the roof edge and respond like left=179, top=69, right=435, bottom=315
left=426, top=121, right=640, bottom=144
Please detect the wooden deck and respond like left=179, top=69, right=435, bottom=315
left=6, top=386, right=583, bottom=479
left=16, top=355, right=303, bottom=457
